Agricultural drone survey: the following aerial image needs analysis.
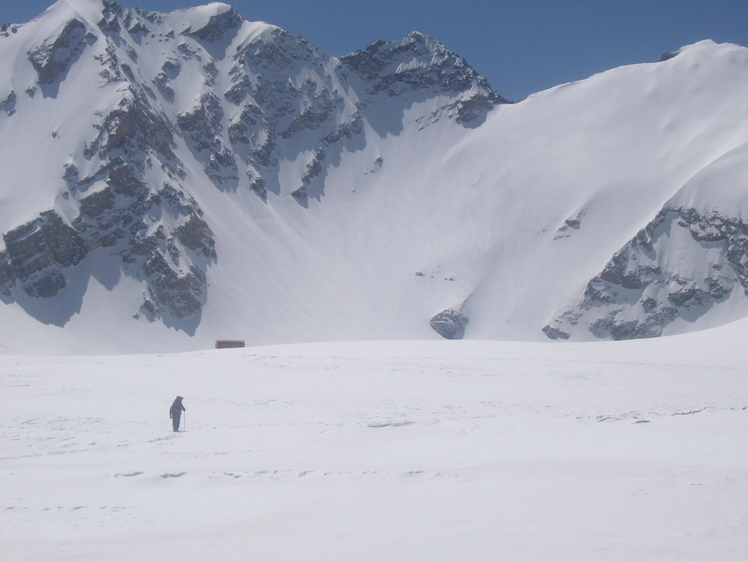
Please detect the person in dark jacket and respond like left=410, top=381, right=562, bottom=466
left=170, top=396, right=185, bottom=432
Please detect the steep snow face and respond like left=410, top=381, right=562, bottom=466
left=0, top=2, right=747, bottom=353
left=538, top=41, right=748, bottom=341
left=545, top=140, right=748, bottom=340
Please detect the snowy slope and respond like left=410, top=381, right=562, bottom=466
left=1, top=330, right=747, bottom=559
left=546, top=138, right=748, bottom=340
left=0, top=2, right=748, bottom=352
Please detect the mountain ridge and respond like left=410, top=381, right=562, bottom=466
left=0, top=2, right=747, bottom=353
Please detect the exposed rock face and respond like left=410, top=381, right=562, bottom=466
left=660, top=50, right=681, bottom=62
left=343, top=33, right=470, bottom=94
left=141, top=255, right=206, bottom=321
left=189, top=5, right=243, bottom=43
left=218, top=26, right=506, bottom=201
left=221, top=28, right=354, bottom=199
left=430, top=309, right=470, bottom=340
left=85, top=86, right=179, bottom=165
left=0, top=251, right=15, bottom=296
left=178, top=92, right=239, bottom=187
left=154, top=59, right=181, bottom=102
left=341, top=31, right=508, bottom=124
left=2, top=162, right=215, bottom=321
left=27, top=19, right=93, bottom=85
left=0, top=211, right=87, bottom=298
left=0, top=24, right=19, bottom=38
left=0, top=90, right=16, bottom=115
left=541, top=325, right=570, bottom=341
left=545, top=206, right=748, bottom=340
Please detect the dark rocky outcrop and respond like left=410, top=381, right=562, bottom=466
left=0, top=251, right=16, bottom=296
left=1, top=211, right=87, bottom=298
left=154, top=59, right=181, bottom=102
left=430, top=309, right=470, bottom=339
left=27, top=19, right=92, bottom=85
left=0, top=24, right=19, bottom=38
left=280, top=81, right=336, bottom=138
left=178, top=92, right=224, bottom=150
left=141, top=256, right=206, bottom=321
left=188, top=7, right=243, bottom=43
left=86, top=86, right=179, bottom=166
left=341, top=31, right=509, bottom=121
left=0, top=164, right=215, bottom=323
left=542, top=325, right=570, bottom=340
left=545, top=207, right=748, bottom=340
left=301, top=149, right=326, bottom=186
left=178, top=92, right=238, bottom=187
left=0, top=90, right=16, bottom=115
left=659, top=50, right=681, bottom=62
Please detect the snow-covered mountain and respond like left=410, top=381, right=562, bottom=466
left=1, top=0, right=748, bottom=353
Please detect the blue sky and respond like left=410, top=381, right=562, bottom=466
left=3, top=0, right=747, bottom=100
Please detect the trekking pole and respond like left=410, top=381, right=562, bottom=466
left=183, top=411, right=186, bottom=432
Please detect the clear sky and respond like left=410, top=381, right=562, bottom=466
left=2, top=0, right=747, bottom=101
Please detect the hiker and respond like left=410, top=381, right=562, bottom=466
left=169, top=396, right=186, bottom=432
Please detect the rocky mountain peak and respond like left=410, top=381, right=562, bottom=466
left=341, top=31, right=473, bottom=89
left=340, top=30, right=508, bottom=122
left=0, top=0, right=509, bottom=337
left=186, top=3, right=244, bottom=43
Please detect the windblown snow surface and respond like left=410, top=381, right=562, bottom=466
left=1, top=325, right=747, bottom=560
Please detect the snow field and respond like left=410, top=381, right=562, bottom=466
left=1, top=330, right=747, bottom=560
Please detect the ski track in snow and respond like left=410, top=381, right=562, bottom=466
left=1, top=337, right=747, bottom=560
